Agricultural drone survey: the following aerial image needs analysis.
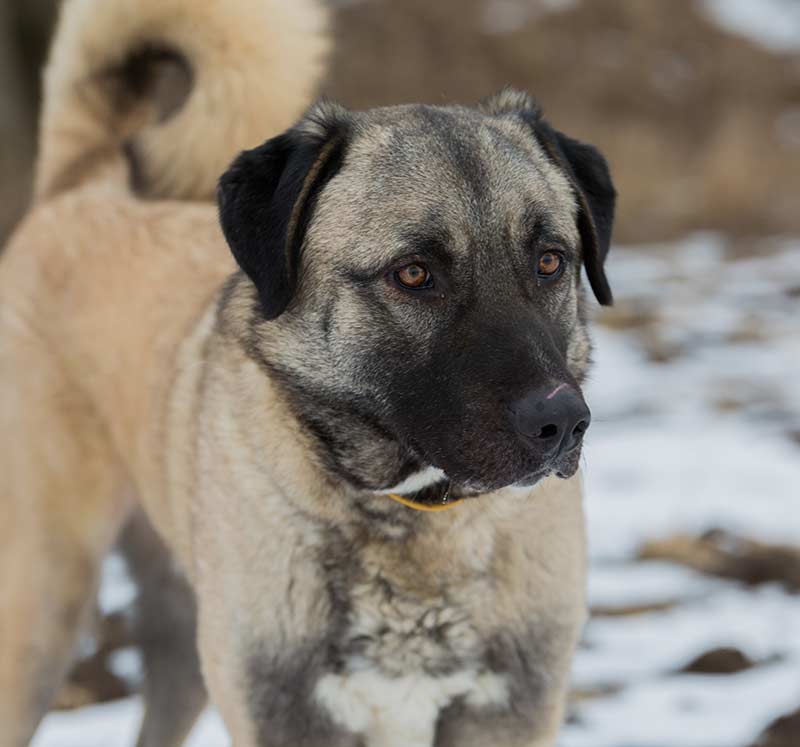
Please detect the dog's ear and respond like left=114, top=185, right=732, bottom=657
left=482, top=88, right=616, bottom=306
left=217, top=101, right=350, bottom=319
left=479, top=87, right=542, bottom=118
left=534, top=121, right=616, bottom=306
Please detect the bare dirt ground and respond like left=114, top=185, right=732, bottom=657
left=325, top=0, right=800, bottom=244
left=2, top=0, right=800, bottom=245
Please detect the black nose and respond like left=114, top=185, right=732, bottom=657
left=511, top=384, right=591, bottom=458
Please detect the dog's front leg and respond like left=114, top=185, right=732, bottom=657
left=191, top=584, right=365, bottom=747
left=185, top=489, right=363, bottom=747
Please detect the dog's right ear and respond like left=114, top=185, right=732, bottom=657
left=217, top=101, right=350, bottom=319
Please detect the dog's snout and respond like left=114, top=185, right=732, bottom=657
left=511, top=384, right=591, bottom=457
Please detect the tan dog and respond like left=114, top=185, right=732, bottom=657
left=0, top=0, right=616, bottom=745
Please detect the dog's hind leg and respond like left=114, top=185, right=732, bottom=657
left=119, top=511, right=207, bottom=747
left=0, top=342, right=131, bottom=746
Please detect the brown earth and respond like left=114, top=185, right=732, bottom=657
left=639, top=528, right=800, bottom=592
left=2, top=0, right=800, bottom=247
left=53, top=612, right=133, bottom=710
left=325, top=0, right=800, bottom=244
left=679, top=646, right=757, bottom=675
left=751, top=708, right=800, bottom=747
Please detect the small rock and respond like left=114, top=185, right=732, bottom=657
left=54, top=609, right=135, bottom=710
left=54, top=654, right=131, bottom=710
left=726, top=314, right=769, bottom=344
left=638, top=331, right=684, bottom=364
left=784, top=285, right=800, bottom=299
left=591, top=599, right=679, bottom=618
left=639, top=529, right=800, bottom=593
left=596, top=300, right=658, bottom=331
left=750, top=707, right=800, bottom=747
left=570, top=682, right=624, bottom=703
left=680, top=646, right=755, bottom=675
left=713, top=396, right=745, bottom=413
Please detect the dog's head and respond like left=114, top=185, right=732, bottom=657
left=218, top=89, right=615, bottom=494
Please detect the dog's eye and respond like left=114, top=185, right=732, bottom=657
left=395, top=263, right=433, bottom=289
left=537, top=251, right=564, bottom=280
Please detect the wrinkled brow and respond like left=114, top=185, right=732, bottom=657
left=521, top=208, right=574, bottom=250
left=398, top=224, right=454, bottom=268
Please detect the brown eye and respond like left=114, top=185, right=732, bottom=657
left=395, top=263, right=433, bottom=289
left=537, top=251, right=564, bottom=279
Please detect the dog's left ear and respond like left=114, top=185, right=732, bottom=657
left=217, top=100, right=350, bottom=319
left=535, top=121, right=616, bottom=305
left=481, top=89, right=616, bottom=306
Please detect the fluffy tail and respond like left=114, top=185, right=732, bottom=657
left=35, top=0, right=330, bottom=201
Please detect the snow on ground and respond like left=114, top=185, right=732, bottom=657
left=701, top=0, right=800, bottom=52
left=33, top=234, right=800, bottom=746
left=584, top=235, right=800, bottom=559
left=564, top=235, right=800, bottom=747
left=32, top=700, right=228, bottom=747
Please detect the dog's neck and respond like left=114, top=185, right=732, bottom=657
left=278, top=383, right=424, bottom=492
left=216, top=276, right=430, bottom=498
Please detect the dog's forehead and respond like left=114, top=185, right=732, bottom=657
left=311, top=105, right=579, bottom=264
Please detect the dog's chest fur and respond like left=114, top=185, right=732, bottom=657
left=245, top=502, right=571, bottom=747
left=310, top=524, right=513, bottom=747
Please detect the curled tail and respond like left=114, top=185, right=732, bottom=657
left=36, top=0, right=330, bottom=201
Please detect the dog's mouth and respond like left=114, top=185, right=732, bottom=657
left=551, top=442, right=584, bottom=480
left=396, top=414, right=587, bottom=502
left=384, top=450, right=581, bottom=510
left=441, top=446, right=583, bottom=495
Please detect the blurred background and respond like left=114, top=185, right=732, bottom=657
left=3, top=1, right=799, bottom=746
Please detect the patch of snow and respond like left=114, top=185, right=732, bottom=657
left=701, top=0, right=800, bottom=52
left=584, top=414, right=800, bottom=559
left=565, top=660, right=800, bottom=747
left=588, top=561, right=726, bottom=609
left=98, top=553, right=136, bottom=614
left=108, top=648, right=143, bottom=684
left=583, top=238, right=800, bottom=560
left=575, top=585, right=800, bottom=687
left=566, top=235, right=800, bottom=746
left=32, top=699, right=229, bottom=747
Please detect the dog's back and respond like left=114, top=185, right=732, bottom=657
left=2, top=0, right=329, bottom=470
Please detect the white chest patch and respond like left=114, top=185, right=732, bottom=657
left=313, top=527, right=509, bottom=746
left=314, top=668, right=508, bottom=747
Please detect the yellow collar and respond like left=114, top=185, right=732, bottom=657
left=384, top=484, right=464, bottom=512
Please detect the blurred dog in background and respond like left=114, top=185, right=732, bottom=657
left=0, top=0, right=615, bottom=745
left=1, top=0, right=328, bottom=745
